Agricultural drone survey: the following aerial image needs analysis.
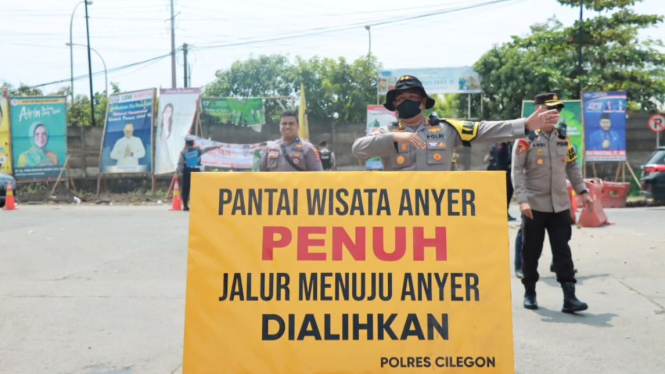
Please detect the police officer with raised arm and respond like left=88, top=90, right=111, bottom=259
left=352, top=75, right=562, bottom=171
left=512, top=93, right=593, bottom=313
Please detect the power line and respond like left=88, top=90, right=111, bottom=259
left=193, top=0, right=519, bottom=51
left=23, top=0, right=517, bottom=90
left=28, top=50, right=177, bottom=89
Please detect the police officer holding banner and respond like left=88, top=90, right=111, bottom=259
left=259, top=110, right=323, bottom=172
left=512, top=93, right=593, bottom=313
left=177, top=136, right=223, bottom=211
left=352, top=75, right=562, bottom=170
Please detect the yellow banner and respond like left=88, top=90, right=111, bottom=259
left=184, top=172, right=514, bottom=374
left=0, top=91, right=11, bottom=173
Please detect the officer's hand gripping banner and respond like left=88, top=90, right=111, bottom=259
left=183, top=171, right=515, bottom=373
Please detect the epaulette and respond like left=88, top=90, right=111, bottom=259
left=442, top=119, right=480, bottom=147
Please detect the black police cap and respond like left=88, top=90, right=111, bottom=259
left=383, top=75, right=435, bottom=112
left=534, top=93, right=565, bottom=109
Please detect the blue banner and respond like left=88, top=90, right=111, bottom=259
left=583, top=91, right=627, bottom=162
left=9, top=96, right=68, bottom=181
left=100, top=89, right=155, bottom=173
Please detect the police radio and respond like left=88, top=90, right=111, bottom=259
left=557, top=118, right=567, bottom=139
left=428, top=113, right=442, bottom=126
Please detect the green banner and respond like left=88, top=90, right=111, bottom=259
left=522, top=100, right=585, bottom=167
left=10, top=96, right=68, bottom=181
left=201, top=98, right=265, bottom=133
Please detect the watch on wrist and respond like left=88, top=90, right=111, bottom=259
left=580, top=189, right=589, bottom=195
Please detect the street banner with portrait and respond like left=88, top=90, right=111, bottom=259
left=378, top=67, right=482, bottom=96
left=183, top=171, right=515, bottom=374
left=522, top=100, right=585, bottom=167
left=154, top=88, right=201, bottom=175
left=9, top=96, right=67, bottom=181
left=366, top=105, right=397, bottom=170
left=583, top=91, right=627, bottom=162
left=0, top=90, right=11, bottom=174
left=100, top=89, right=155, bottom=173
left=200, top=98, right=265, bottom=133
left=189, top=135, right=262, bottom=170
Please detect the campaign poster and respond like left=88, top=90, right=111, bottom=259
left=9, top=96, right=67, bottom=181
left=100, top=89, right=155, bottom=173
left=154, top=88, right=201, bottom=175
left=200, top=98, right=265, bottom=133
left=190, top=135, right=262, bottom=170
left=366, top=105, right=397, bottom=170
left=583, top=92, right=627, bottom=162
left=0, top=90, right=11, bottom=173
left=522, top=100, right=585, bottom=167
left=183, top=171, right=515, bottom=373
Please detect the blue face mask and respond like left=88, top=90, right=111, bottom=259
left=396, top=100, right=422, bottom=119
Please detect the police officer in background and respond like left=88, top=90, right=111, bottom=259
left=259, top=110, right=323, bottom=172
left=512, top=93, right=593, bottom=313
left=318, top=141, right=336, bottom=171
left=486, top=142, right=515, bottom=221
left=352, top=75, right=562, bottom=170
left=177, top=136, right=223, bottom=211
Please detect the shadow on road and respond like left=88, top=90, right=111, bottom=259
left=540, top=273, right=611, bottom=287
left=533, top=307, right=618, bottom=327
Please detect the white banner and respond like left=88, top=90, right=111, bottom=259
left=191, top=136, right=263, bottom=170
left=154, top=88, right=201, bottom=174
left=378, top=67, right=482, bottom=95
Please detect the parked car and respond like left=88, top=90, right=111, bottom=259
left=640, top=146, right=665, bottom=202
left=0, top=172, right=17, bottom=208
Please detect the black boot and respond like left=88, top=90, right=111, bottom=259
left=523, top=290, right=538, bottom=310
left=561, top=283, right=588, bottom=313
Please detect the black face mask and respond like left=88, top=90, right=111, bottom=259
left=396, top=100, right=422, bottom=119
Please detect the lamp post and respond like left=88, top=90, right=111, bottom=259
left=332, top=112, right=339, bottom=154
left=84, top=0, right=95, bottom=127
left=67, top=43, right=107, bottom=97
left=69, top=0, right=92, bottom=102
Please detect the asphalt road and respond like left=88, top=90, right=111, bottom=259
left=0, top=204, right=663, bottom=374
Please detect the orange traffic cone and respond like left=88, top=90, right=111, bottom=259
left=3, top=181, right=17, bottom=211
left=170, top=181, right=183, bottom=211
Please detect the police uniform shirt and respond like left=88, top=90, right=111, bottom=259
left=511, top=130, right=586, bottom=213
left=352, top=118, right=527, bottom=171
left=259, top=138, right=323, bottom=172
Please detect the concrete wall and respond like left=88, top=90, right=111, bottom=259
left=64, top=112, right=662, bottom=181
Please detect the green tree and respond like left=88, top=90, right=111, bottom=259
left=205, top=54, right=379, bottom=125
left=473, top=0, right=665, bottom=119
left=0, top=82, right=44, bottom=97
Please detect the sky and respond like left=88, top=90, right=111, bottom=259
left=1, top=0, right=663, bottom=98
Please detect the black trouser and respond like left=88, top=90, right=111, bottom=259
left=181, top=168, right=199, bottom=209
left=521, top=210, right=576, bottom=291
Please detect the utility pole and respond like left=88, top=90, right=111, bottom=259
left=183, top=43, right=189, bottom=88
left=365, top=25, right=371, bottom=58
left=84, top=0, right=95, bottom=126
left=577, top=0, right=584, bottom=98
left=170, top=0, right=177, bottom=88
